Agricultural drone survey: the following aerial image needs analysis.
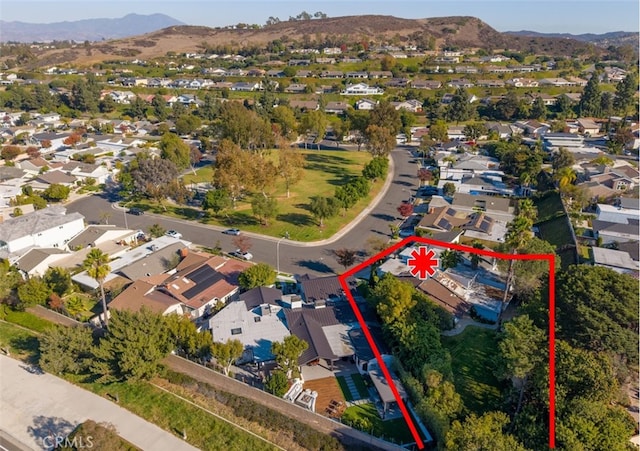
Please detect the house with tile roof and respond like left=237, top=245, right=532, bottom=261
left=109, top=279, right=185, bottom=316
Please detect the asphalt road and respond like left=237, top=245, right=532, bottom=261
left=66, top=147, right=420, bottom=276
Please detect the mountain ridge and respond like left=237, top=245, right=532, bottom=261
left=0, top=13, right=186, bottom=42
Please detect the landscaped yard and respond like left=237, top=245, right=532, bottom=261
left=152, top=149, right=383, bottom=241
left=533, top=191, right=577, bottom=268
left=351, top=372, right=370, bottom=399
left=533, top=191, right=564, bottom=222
left=336, top=375, right=354, bottom=402
left=341, top=403, right=415, bottom=445
left=441, top=326, right=504, bottom=415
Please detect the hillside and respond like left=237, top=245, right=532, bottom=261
left=5, top=15, right=604, bottom=68
left=506, top=30, right=639, bottom=51
left=0, top=13, right=185, bottom=43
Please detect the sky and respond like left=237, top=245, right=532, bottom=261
left=0, top=0, right=638, bottom=34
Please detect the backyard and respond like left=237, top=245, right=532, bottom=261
left=149, top=149, right=383, bottom=241
left=341, top=403, right=415, bottom=445
left=533, top=191, right=577, bottom=268
left=441, top=326, right=504, bottom=415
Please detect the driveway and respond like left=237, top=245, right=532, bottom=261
left=66, top=147, right=420, bottom=276
left=0, top=356, right=197, bottom=451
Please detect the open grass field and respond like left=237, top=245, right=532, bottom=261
left=441, top=326, right=505, bottom=415
left=161, top=149, right=381, bottom=241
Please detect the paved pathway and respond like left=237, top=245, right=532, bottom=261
left=441, top=316, right=499, bottom=336
left=0, top=356, right=197, bottom=451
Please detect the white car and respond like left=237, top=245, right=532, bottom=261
left=165, top=230, right=183, bottom=239
left=229, top=250, right=253, bottom=261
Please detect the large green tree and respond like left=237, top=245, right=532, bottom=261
left=271, top=335, right=308, bottom=378
left=159, top=133, right=191, bottom=170
left=578, top=74, right=602, bottom=117
left=308, top=196, right=340, bottom=226
left=445, top=412, right=527, bottom=451
left=613, top=71, right=638, bottom=116
left=91, top=308, right=172, bottom=382
left=39, top=325, right=94, bottom=375
left=210, top=339, right=244, bottom=376
left=238, top=263, right=277, bottom=289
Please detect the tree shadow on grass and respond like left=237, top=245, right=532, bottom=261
left=276, top=212, right=314, bottom=227
left=28, top=415, right=77, bottom=448
left=294, top=259, right=335, bottom=274
left=10, top=335, right=40, bottom=364
left=172, top=207, right=203, bottom=220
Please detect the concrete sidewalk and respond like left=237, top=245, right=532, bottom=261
left=0, top=356, right=197, bottom=451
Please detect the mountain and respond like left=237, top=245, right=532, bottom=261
left=505, top=30, right=639, bottom=49
left=8, top=15, right=610, bottom=69
left=0, top=13, right=186, bottom=42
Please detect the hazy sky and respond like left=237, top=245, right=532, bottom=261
left=1, top=0, right=638, bottom=34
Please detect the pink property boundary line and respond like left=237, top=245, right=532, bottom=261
left=338, top=236, right=556, bottom=449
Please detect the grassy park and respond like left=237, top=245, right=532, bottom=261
left=152, top=149, right=384, bottom=241
left=441, top=326, right=504, bottom=415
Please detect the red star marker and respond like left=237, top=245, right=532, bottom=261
left=407, top=247, right=439, bottom=280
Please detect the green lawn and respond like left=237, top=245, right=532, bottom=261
left=533, top=191, right=564, bottom=222
left=441, top=326, right=504, bottom=415
left=341, top=403, right=415, bottom=445
left=0, top=321, right=40, bottom=362
left=151, top=149, right=382, bottom=241
left=336, top=375, right=354, bottom=401
left=81, top=380, right=279, bottom=451
left=351, top=373, right=370, bottom=399
left=536, top=216, right=577, bottom=268
left=2, top=309, right=56, bottom=333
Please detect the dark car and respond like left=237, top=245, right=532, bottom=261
left=222, top=228, right=241, bottom=236
left=128, top=208, right=144, bottom=215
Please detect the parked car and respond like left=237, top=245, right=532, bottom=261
left=229, top=250, right=253, bottom=261
left=222, top=228, right=241, bottom=236
left=165, top=230, right=183, bottom=239
left=128, top=207, right=144, bottom=215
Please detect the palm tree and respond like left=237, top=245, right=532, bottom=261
left=555, top=166, right=576, bottom=189
left=516, top=199, right=538, bottom=224
left=83, top=248, right=111, bottom=327
left=470, top=241, right=485, bottom=270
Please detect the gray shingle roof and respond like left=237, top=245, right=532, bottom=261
left=284, top=306, right=342, bottom=364
left=15, top=247, right=68, bottom=272
left=0, top=206, right=84, bottom=243
left=238, top=286, right=283, bottom=310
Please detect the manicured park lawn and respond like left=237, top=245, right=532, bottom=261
left=164, top=149, right=382, bottom=241
left=441, top=326, right=504, bottom=415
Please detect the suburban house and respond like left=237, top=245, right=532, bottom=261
left=590, top=247, right=639, bottom=275
left=160, top=253, right=252, bottom=319
left=32, top=170, right=77, bottom=189
left=15, top=248, right=72, bottom=277
left=324, top=101, right=351, bottom=115
left=60, top=161, right=111, bottom=184
left=577, top=118, right=601, bottom=136
left=71, top=235, right=191, bottom=290
left=284, top=306, right=354, bottom=369
left=341, top=83, right=384, bottom=96
left=109, top=279, right=185, bottom=316
left=592, top=219, right=639, bottom=245
left=0, top=206, right=85, bottom=258
left=298, top=274, right=358, bottom=307
left=209, top=297, right=290, bottom=364
left=67, top=225, right=139, bottom=250
left=355, top=98, right=378, bottom=110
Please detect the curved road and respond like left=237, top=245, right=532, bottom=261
left=66, top=147, right=419, bottom=276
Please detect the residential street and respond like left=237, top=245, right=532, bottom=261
left=0, top=355, right=197, bottom=451
left=66, top=146, right=420, bottom=276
